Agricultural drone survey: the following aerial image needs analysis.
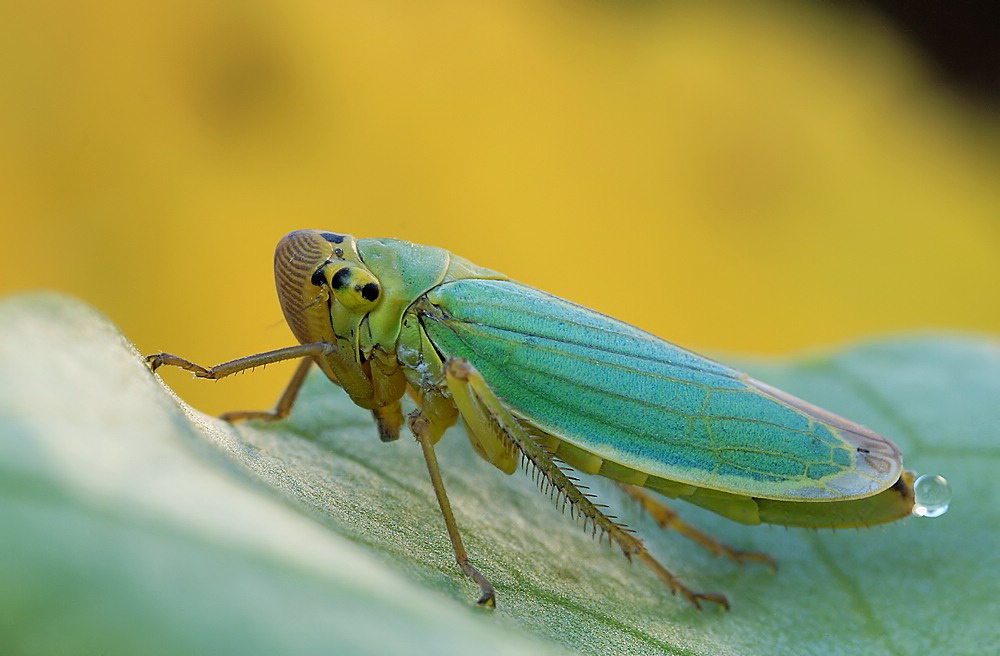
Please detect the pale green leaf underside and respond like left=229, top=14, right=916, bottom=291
left=1, top=294, right=997, bottom=656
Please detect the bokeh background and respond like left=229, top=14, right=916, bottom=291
left=2, top=0, right=998, bottom=416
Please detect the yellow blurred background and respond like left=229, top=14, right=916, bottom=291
left=2, top=0, right=998, bottom=416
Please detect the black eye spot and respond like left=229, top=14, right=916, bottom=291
left=361, top=282, right=380, bottom=302
left=320, top=232, right=345, bottom=244
left=331, top=267, right=352, bottom=289
left=310, top=267, right=326, bottom=286
left=334, top=248, right=344, bottom=258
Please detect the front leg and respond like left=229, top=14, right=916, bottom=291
left=146, top=343, right=333, bottom=379
left=219, top=359, right=313, bottom=423
left=146, top=343, right=332, bottom=422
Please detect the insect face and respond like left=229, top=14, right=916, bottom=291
left=273, top=230, right=377, bottom=346
left=324, top=265, right=381, bottom=311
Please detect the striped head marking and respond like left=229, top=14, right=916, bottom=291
left=273, top=230, right=381, bottom=345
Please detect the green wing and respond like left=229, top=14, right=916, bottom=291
left=419, top=279, right=901, bottom=501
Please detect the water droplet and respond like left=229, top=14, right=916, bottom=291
left=912, top=474, right=951, bottom=518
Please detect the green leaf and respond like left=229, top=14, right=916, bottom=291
left=1, top=294, right=997, bottom=655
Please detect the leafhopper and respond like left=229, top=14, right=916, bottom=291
left=147, top=231, right=950, bottom=609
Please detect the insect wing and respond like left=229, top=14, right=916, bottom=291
left=419, top=279, right=902, bottom=501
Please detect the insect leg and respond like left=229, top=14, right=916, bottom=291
left=408, top=409, right=496, bottom=608
left=444, top=358, right=729, bottom=611
left=146, top=343, right=332, bottom=421
left=620, top=484, right=777, bottom=572
left=146, top=342, right=332, bottom=379
left=371, top=401, right=405, bottom=442
left=216, top=358, right=314, bottom=423
left=368, top=349, right=408, bottom=441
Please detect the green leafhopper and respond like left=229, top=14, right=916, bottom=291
left=146, top=230, right=951, bottom=609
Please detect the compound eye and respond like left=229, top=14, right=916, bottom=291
left=328, top=266, right=380, bottom=310
left=310, top=267, right=327, bottom=287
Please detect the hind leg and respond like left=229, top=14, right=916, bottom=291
left=620, top=484, right=776, bottom=572
left=445, top=358, right=729, bottom=610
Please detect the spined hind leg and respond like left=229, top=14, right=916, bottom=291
left=620, top=484, right=777, bottom=572
left=444, top=357, right=729, bottom=610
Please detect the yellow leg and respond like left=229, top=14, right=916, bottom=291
left=445, top=358, right=728, bottom=610
left=620, top=485, right=777, bottom=572
left=409, top=410, right=496, bottom=607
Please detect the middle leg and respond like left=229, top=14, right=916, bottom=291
left=408, top=409, right=496, bottom=607
left=219, top=358, right=314, bottom=423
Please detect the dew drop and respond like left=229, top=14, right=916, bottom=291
left=912, top=474, right=951, bottom=518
